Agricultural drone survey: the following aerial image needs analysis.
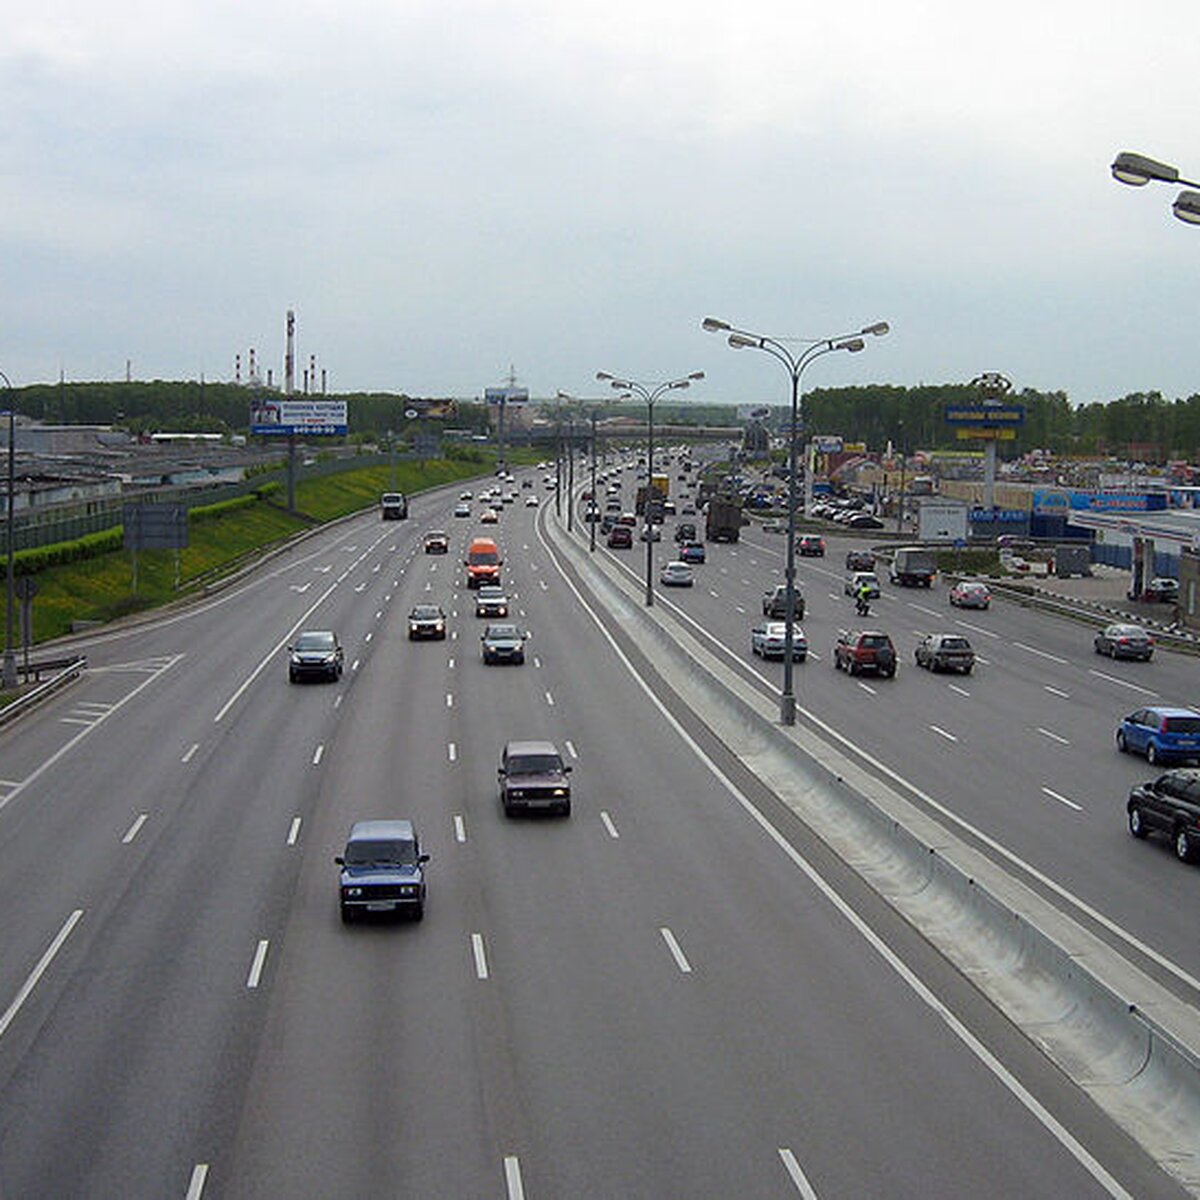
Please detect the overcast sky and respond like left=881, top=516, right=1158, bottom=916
left=3, top=1, right=1198, bottom=410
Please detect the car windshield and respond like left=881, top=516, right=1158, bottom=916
left=294, top=632, right=335, bottom=651
left=487, top=625, right=519, bottom=639
left=508, top=755, right=563, bottom=776
left=861, top=635, right=889, bottom=648
left=344, top=839, right=416, bottom=866
left=411, top=606, right=441, bottom=619
left=478, top=587, right=504, bottom=598
left=470, top=549, right=500, bottom=563
left=942, top=637, right=970, bottom=650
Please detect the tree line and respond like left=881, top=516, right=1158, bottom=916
left=7, top=379, right=1199, bottom=461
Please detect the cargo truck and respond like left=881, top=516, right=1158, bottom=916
left=380, top=492, right=408, bottom=520
left=705, top=498, right=744, bottom=543
left=889, top=546, right=937, bottom=587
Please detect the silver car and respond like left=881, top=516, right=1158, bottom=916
left=751, top=621, right=807, bottom=661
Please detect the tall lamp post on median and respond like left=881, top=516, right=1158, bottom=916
left=2, top=370, right=17, bottom=690
left=1111, top=151, right=1200, bottom=224
left=702, top=318, right=889, bottom=725
left=596, top=370, right=704, bottom=606
left=559, top=392, right=622, bottom=552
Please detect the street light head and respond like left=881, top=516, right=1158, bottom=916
left=608, top=379, right=630, bottom=392
left=728, top=333, right=760, bottom=349
left=556, top=390, right=572, bottom=400
left=669, top=380, right=691, bottom=392
left=1112, top=151, right=1179, bottom=187
left=861, top=321, right=890, bottom=337
left=701, top=317, right=731, bottom=333
left=687, top=370, right=705, bottom=381
left=837, top=338, right=866, bottom=353
left=1173, top=190, right=1200, bottom=225
left=595, top=371, right=616, bottom=382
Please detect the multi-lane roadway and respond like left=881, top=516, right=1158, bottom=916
left=0, top=468, right=1191, bottom=1198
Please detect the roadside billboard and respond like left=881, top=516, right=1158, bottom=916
left=918, top=500, right=969, bottom=543
left=250, top=398, right=348, bottom=436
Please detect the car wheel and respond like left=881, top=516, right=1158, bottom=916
left=962, top=664, right=973, bottom=675
left=848, top=660, right=859, bottom=676
left=883, top=665, right=896, bottom=678
left=1128, top=806, right=1148, bottom=839
left=412, top=904, right=425, bottom=922
left=1147, top=743, right=1160, bottom=766
left=340, top=905, right=354, bottom=924
left=1116, top=730, right=1128, bottom=753
left=561, top=801, right=572, bottom=817
left=1175, top=827, right=1198, bottom=864
left=289, top=670, right=297, bottom=683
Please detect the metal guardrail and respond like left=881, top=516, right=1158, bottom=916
left=0, top=655, right=87, bottom=727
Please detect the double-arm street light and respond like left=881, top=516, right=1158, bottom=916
left=1111, top=151, right=1200, bottom=224
left=2, top=370, right=17, bottom=690
left=595, top=370, right=704, bottom=606
left=702, top=317, right=889, bottom=725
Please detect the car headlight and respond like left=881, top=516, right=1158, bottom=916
left=344, top=887, right=363, bottom=898
left=551, top=788, right=567, bottom=797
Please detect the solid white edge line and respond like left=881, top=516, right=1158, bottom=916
left=536, top=512, right=1133, bottom=1199
left=287, top=817, right=302, bottom=846
left=504, top=1155, right=525, bottom=1200
left=778, top=1148, right=819, bottom=1199
left=246, top=939, right=269, bottom=989
left=660, top=926, right=693, bottom=974
left=122, top=814, right=149, bottom=844
left=0, top=910, right=84, bottom=1040
left=213, top=582, right=340, bottom=722
left=1, top=658, right=182, bottom=814
left=185, top=1162, right=209, bottom=1200
left=472, top=933, right=489, bottom=980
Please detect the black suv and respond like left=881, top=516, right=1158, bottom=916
left=335, top=820, right=429, bottom=921
left=845, top=549, right=876, bottom=571
left=762, top=584, right=805, bottom=620
left=499, top=740, right=572, bottom=817
left=1127, top=769, right=1200, bottom=863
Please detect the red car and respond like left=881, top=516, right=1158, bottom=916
left=798, top=535, right=825, bottom=557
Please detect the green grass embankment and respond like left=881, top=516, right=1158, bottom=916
left=16, top=457, right=493, bottom=646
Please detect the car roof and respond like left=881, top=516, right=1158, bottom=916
left=1140, top=705, right=1200, bottom=717
left=347, top=819, right=415, bottom=842
left=504, top=739, right=561, bottom=757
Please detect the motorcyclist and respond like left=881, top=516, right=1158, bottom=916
left=855, top=580, right=872, bottom=617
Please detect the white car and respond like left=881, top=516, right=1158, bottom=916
left=525, top=494, right=539, bottom=507
left=660, top=561, right=694, bottom=587
left=750, top=621, right=807, bottom=660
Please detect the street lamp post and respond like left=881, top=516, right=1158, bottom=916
left=1111, top=151, right=1200, bottom=224
left=702, top=317, right=889, bottom=725
left=596, top=370, right=704, bottom=606
left=2, top=370, right=17, bottom=690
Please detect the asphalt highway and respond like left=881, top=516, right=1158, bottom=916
left=0, top=469, right=1189, bottom=1198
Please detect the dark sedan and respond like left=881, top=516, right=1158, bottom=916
left=914, top=633, right=975, bottom=674
left=408, top=604, right=447, bottom=640
left=288, top=630, right=343, bottom=682
left=1094, top=623, right=1154, bottom=661
left=481, top=623, right=526, bottom=665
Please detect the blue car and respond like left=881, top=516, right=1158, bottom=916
left=1116, top=707, right=1200, bottom=766
left=679, top=542, right=706, bottom=564
left=335, top=820, right=429, bottom=922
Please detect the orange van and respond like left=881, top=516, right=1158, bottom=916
left=465, top=536, right=502, bottom=588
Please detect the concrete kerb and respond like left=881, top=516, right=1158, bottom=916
left=547, top=508, right=1200, bottom=1191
